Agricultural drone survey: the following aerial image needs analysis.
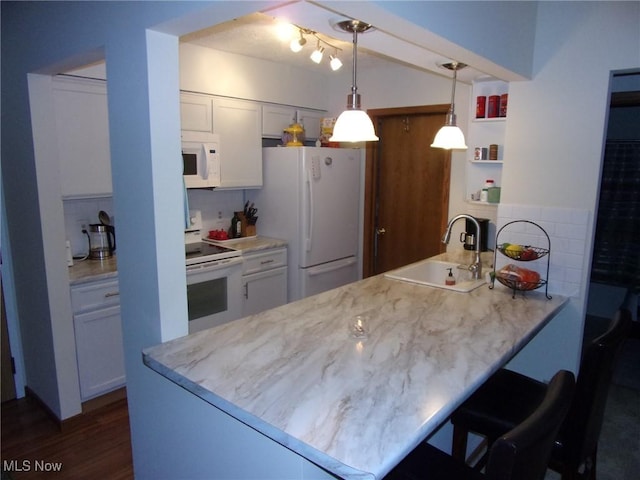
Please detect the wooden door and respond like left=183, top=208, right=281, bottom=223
left=363, top=106, right=451, bottom=276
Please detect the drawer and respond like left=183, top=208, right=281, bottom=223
left=71, top=279, right=120, bottom=313
left=242, top=248, right=287, bottom=275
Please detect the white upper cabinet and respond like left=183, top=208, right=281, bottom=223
left=296, top=109, right=325, bottom=141
left=212, top=97, right=262, bottom=188
left=180, top=93, right=262, bottom=188
left=261, top=105, right=326, bottom=141
left=179, top=93, right=327, bottom=189
left=180, top=92, right=213, bottom=132
left=53, top=77, right=113, bottom=198
left=262, top=105, right=296, bottom=138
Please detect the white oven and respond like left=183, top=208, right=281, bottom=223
left=186, top=256, right=242, bottom=334
left=185, top=210, right=243, bottom=334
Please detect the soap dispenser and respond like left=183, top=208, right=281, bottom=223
left=445, top=267, right=456, bottom=286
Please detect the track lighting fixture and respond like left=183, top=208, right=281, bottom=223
left=288, top=25, right=342, bottom=71
left=310, top=41, right=324, bottom=64
left=289, top=30, right=307, bottom=53
left=329, top=52, right=343, bottom=71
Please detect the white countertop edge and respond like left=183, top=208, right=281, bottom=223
left=141, top=241, right=570, bottom=480
left=142, top=352, right=376, bottom=480
left=142, top=287, right=569, bottom=480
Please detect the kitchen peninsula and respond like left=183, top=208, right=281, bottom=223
left=143, top=252, right=568, bottom=480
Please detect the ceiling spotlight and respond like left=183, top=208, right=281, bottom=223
left=330, top=53, right=343, bottom=71
left=310, top=41, right=324, bottom=64
left=287, top=25, right=343, bottom=72
left=290, top=30, right=306, bottom=53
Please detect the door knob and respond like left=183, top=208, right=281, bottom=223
left=376, top=227, right=386, bottom=235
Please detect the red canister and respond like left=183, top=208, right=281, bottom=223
left=499, top=94, right=508, bottom=117
left=476, top=96, right=486, bottom=118
left=487, top=95, right=500, bottom=118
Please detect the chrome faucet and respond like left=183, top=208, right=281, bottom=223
left=442, top=214, right=483, bottom=280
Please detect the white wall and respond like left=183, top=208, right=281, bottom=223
left=179, top=43, right=329, bottom=110
left=502, top=2, right=640, bottom=375
left=368, top=0, right=538, bottom=79
left=3, top=1, right=639, bottom=478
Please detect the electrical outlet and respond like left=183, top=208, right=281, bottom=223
left=78, top=219, right=89, bottom=233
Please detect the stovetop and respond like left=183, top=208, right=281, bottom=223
left=185, top=241, right=241, bottom=266
left=184, top=209, right=241, bottom=266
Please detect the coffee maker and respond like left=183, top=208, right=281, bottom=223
left=460, top=217, right=490, bottom=252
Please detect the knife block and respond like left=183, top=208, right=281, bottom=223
left=244, top=224, right=256, bottom=237
left=237, top=212, right=256, bottom=237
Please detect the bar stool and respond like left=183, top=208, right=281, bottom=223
left=451, top=308, right=632, bottom=480
left=385, top=370, right=575, bottom=480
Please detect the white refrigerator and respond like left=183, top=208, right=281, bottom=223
left=250, top=147, right=363, bottom=302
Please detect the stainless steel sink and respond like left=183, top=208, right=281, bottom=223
left=384, top=259, right=486, bottom=293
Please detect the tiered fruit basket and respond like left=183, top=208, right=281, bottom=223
left=490, top=220, right=551, bottom=299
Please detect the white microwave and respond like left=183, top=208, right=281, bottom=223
left=182, top=131, right=221, bottom=188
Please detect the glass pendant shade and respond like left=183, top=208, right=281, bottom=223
left=431, top=62, right=468, bottom=150
left=290, top=33, right=306, bottom=53
left=431, top=125, right=468, bottom=149
left=329, top=20, right=378, bottom=143
left=329, top=54, right=343, bottom=71
left=310, top=45, right=324, bottom=64
left=330, top=109, right=379, bottom=142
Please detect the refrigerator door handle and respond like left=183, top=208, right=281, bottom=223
left=305, top=168, right=313, bottom=252
left=307, top=257, right=357, bottom=277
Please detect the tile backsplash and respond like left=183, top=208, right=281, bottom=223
left=497, top=204, right=592, bottom=298
left=63, top=197, right=115, bottom=257
left=63, top=189, right=246, bottom=257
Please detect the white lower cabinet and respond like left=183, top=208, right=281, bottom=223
left=241, top=248, right=288, bottom=317
left=71, top=279, right=125, bottom=401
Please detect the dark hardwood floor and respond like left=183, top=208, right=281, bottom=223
left=1, top=395, right=133, bottom=479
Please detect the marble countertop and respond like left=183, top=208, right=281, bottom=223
left=68, top=256, right=118, bottom=285
left=143, top=251, right=568, bottom=480
left=68, top=236, right=287, bottom=285
left=203, top=235, right=287, bottom=253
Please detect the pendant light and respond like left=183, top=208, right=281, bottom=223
left=431, top=62, right=468, bottom=150
left=329, top=20, right=379, bottom=143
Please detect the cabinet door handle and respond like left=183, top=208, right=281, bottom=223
left=244, top=283, right=249, bottom=299
left=260, top=259, right=274, bottom=265
left=104, top=291, right=120, bottom=298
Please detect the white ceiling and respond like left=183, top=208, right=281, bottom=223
left=179, top=6, right=486, bottom=84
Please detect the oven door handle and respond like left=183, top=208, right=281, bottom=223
left=186, top=256, right=243, bottom=275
